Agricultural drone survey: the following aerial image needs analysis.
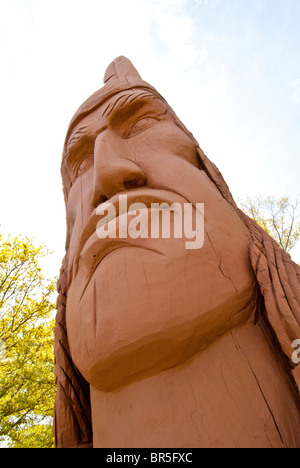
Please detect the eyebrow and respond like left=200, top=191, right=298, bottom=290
left=66, top=126, right=88, bottom=153
left=66, top=91, right=164, bottom=152
left=102, top=90, right=162, bottom=120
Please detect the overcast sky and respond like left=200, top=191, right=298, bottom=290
left=0, top=0, right=299, bottom=275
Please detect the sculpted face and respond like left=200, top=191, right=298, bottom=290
left=64, top=85, right=255, bottom=391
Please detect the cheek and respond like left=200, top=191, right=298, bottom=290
left=66, top=167, right=95, bottom=234
left=66, top=169, right=95, bottom=275
left=131, top=133, right=201, bottom=196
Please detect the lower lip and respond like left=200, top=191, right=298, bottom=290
left=80, top=208, right=162, bottom=265
left=78, top=202, right=191, bottom=272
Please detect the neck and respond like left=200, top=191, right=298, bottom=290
left=90, top=317, right=300, bottom=448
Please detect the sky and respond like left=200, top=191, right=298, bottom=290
left=0, top=0, right=299, bottom=276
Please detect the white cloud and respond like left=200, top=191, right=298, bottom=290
left=149, top=0, right=196, bottom=62
left=194, top=0, right=209, bottom=6
left=198, top=45, right=208, bottom=64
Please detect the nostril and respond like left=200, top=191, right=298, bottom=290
left=99, top=194, right=108, bottom=204
left=123, top=174, right=146, bottom=191
left=92, top=191, right=108, bottom=208
left=123, top=179, right=139, bottom=190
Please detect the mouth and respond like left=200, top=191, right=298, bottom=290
left=71, top=187, right=189, bottom=277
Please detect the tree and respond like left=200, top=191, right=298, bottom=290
left=0, top=231, right=56, bottom=448
left=238, top=195, right=300, bottom=253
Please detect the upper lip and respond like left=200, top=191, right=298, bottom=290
left=72, top=186, right=189, bottom=270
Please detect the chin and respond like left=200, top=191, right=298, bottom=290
left=66, top=244, right=256, bottom=391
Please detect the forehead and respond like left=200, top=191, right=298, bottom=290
left=66, top=88, right=167, bottom=143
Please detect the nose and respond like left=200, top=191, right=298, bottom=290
left=91, top=131, right=147, bottom=206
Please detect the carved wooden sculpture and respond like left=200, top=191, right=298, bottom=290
left=54, top=57, right=300, bottom=448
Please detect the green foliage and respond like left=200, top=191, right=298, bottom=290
left=0, top=232, right=56, bottom=448
left=238, top=195, right=300, bottom=253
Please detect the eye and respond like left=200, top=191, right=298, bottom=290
left=126, top=116, right=159, bottom=138
left=74, top=155, right=93, bottom=178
